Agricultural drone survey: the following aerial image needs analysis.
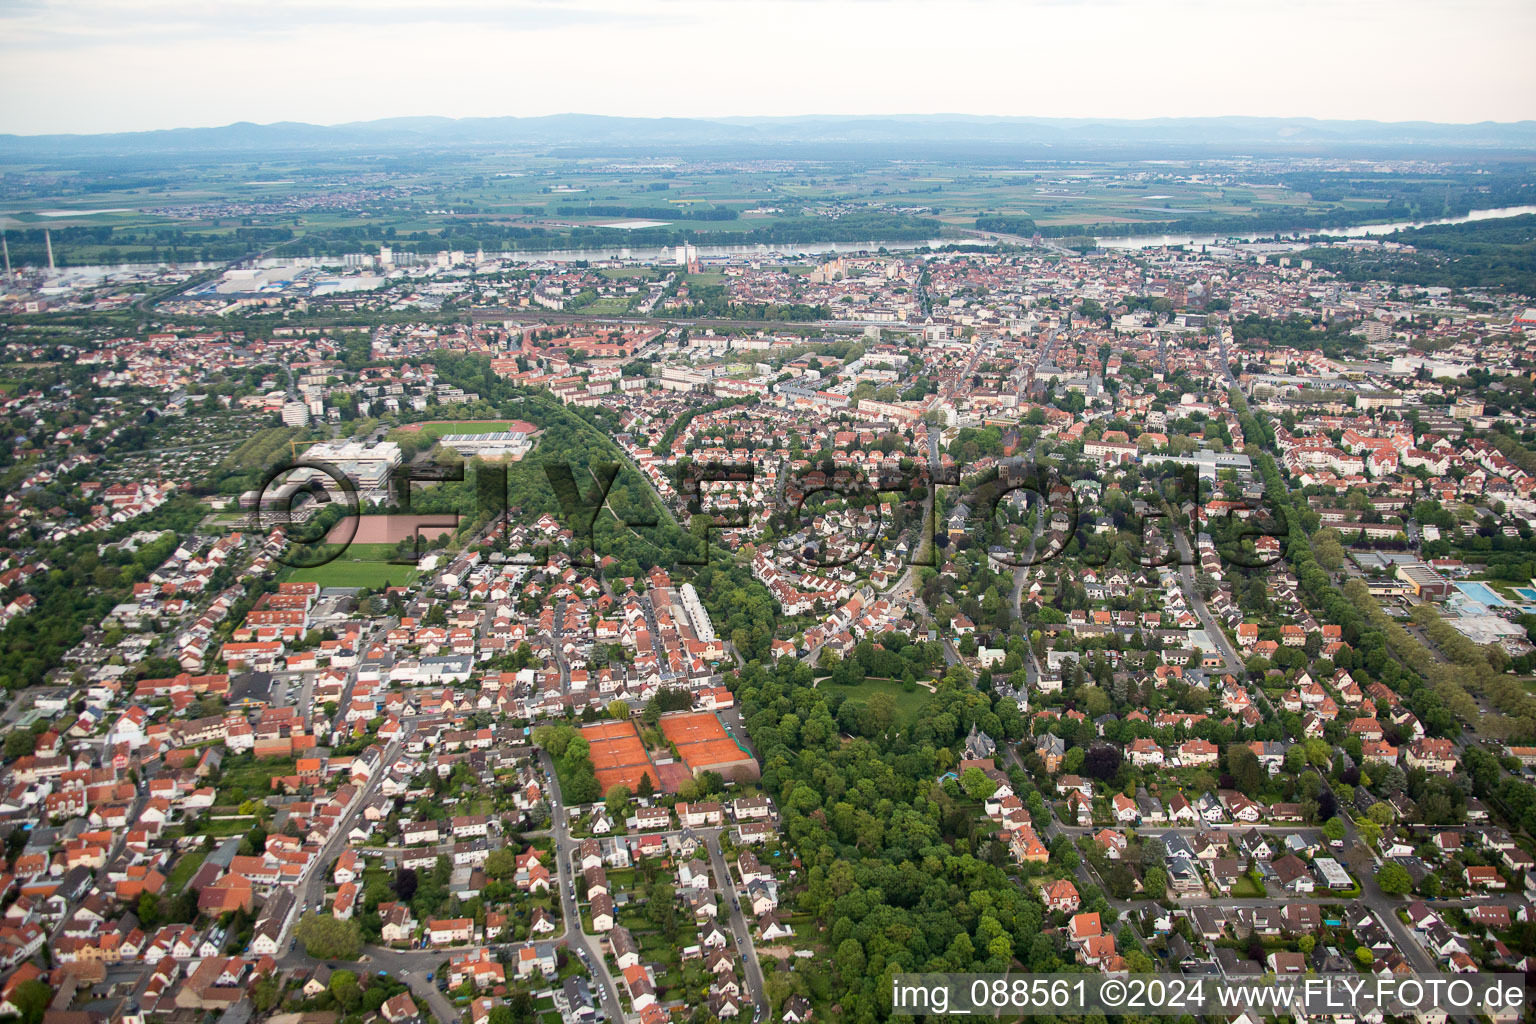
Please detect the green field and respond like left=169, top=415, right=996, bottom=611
left=285, top=542, right=420, bottom=589
left=830, top=676, right=933, bottom=727
left=1, top=149, right=1487, bottom=268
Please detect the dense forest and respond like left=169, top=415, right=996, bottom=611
left=1229, top=313, right=1363, bottom=360
left=1300, top=214, right=1536, bottom=295
left=736, top=657, right=1080, bottom=1021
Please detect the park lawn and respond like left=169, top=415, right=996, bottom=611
left=833, top=676, right=933, bottom=727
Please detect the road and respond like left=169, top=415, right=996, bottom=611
left=275, top=617, right=394, bottom=950
left=1169, top=529, right=1244, bottom=673
left=539, top=750, right=630, bottom=1024
left=1208, top=330, right=1474, bottom=1017
left=273, top=747, right=630, bottom=1024
left=280, top=946, right=459, bottom=1023
left=704, top=831, right=770, bottom=1021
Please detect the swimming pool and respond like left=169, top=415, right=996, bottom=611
left=1514, top=587, right=1536, bottom=602
left=1455, top=581, right=1508, bottom=607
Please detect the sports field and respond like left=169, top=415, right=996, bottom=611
left=660, top=711, right=757, bottom=778
left=285, top=542, right=421, bottom=589
left=582, top=720, right=660, bottom=794
left=326, top=514, right=459, bottom=545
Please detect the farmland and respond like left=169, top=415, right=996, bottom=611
left=6, top=145, right=1519, bottom=268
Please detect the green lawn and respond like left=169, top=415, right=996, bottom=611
left=825, top=676, right=933, bottom=727
left=1229, top=875, right=1266, bottom=898
left=199, top=815, right=258, bottom=837
left=215, top=758, right=295, bottom=803
left=286, top=543, right=420, bottom=589
left=167, top=849, right=208, bottom=891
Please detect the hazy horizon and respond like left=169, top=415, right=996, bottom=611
left=6, top=110, right=1536, bottom=141
left=3, top=0, right=1534, bottom=136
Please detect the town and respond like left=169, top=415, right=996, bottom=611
left=2, top=113, right=1536, bottom=1024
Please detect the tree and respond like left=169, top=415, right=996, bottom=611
left=636, top=772, right=655, bottom=799
left=1083, top=744, right=1122, bottom=781
left=606, top=784, right=632, bottom=819
left=1226, top=744, right=1264, bottom=795
left=484, top=848, right=515, bottom=880
left=295, top=913, right=363, bottom=959
left=866, top=692, right=897, bottom=735
left=1355, top=946, right=1374, bottom=966
left=1375, top=862, right=1413, bottom=896
left=959, top=766, right=998, bottom=801
left=137, top=889, right=162, bottom=928
left=1322, top=816, right=1346, bottom=843
left=607, top=700, right=631, bottom=720
left=253, top=975, right=282, bottom=1012
left=3, top=731, right=34, bottom=759
left=1143, top=866, right=1167, bottom=901
left=835, top=937, right=866, bottom=980
left=330, top=969, right=361, bottom=1012
left=9, top=980, right=50, bottom=1024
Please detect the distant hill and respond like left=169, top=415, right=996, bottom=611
left=5, top=113, right=1536, bottom=159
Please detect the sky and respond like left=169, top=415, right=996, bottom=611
left=2, top=0, right=1535, bottom=135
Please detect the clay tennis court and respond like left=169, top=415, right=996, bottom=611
left=581, top=720, right=661, bottom=795
left=660, top=711, right=759, bottom=780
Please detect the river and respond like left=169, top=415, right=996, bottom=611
left=40, top=205, right=1536, bottom=274
left=1091, top=204, right=1536, bottom=250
